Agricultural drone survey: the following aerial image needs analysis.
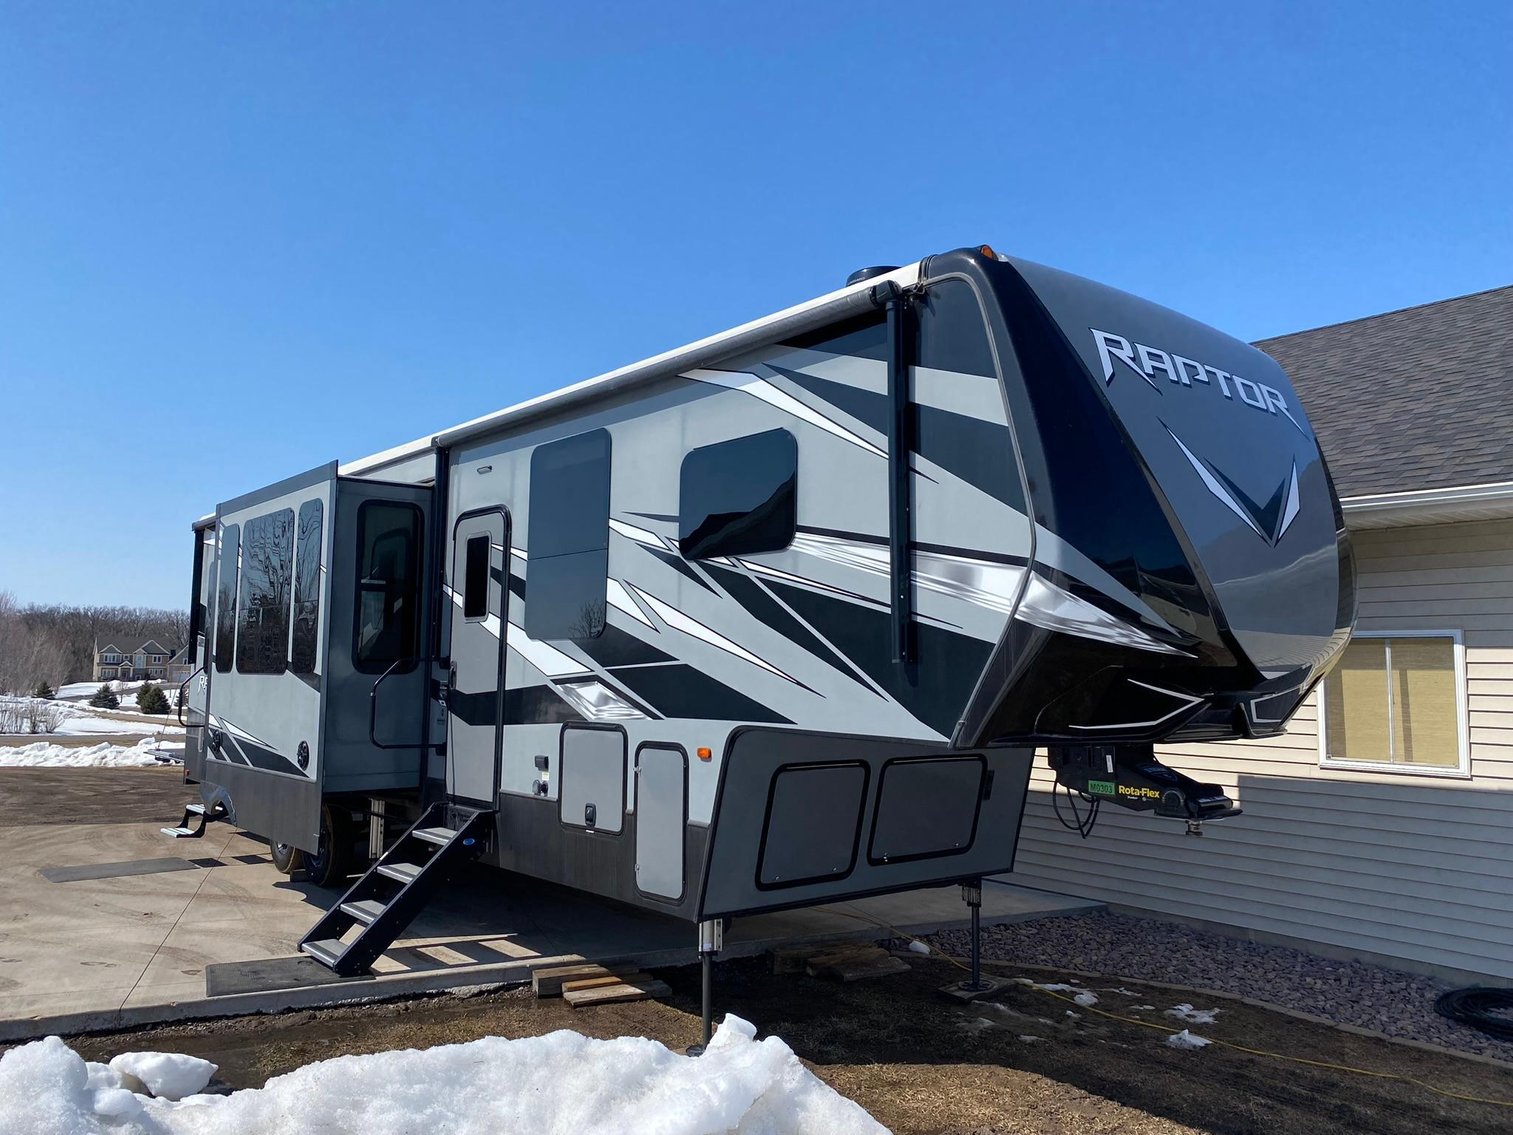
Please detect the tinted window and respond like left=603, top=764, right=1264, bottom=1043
left=354, top=502, right=423, bottom=672
left=291, top=499, right=323, bottom=675
left=463, top=534, right=490, bottom=620
left=679, top=429, right=797, bottom=560
left=526, top=429, right=610, bottom=640
left=214, top=524, right=240, bottom=674
left=237, top=509, right=295, bottom=674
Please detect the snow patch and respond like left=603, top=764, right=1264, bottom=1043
left=1165, top=1003, right=1221, bottom=1025
left=0, top=1018, right=884, bottom=1134
left=0, top=737, right=180, bottom=768
left=1073, top=991, right=1099, bottom=1008
left=1165, top=1029, right=1213, bottom=1050
left=906, top=940, right=931, bottom=955
left=1017, top=1035, right=1043, bottom=1043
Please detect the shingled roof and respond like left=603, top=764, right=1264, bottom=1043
left=1254, top=284, right=1513, bottom=498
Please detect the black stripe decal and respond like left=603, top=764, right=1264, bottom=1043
left=644, top=544, right=716, bottom=592
left=702, top=564, right=878, bottom=692
left=503, top=684, right=585, bottom=725
left=774, top=365, right=1021, bottom=509
left=449, top=688, right=499, bottom=729
left=765, top=582, right=992, bottom=737
left=611, top=664, right=791, bottom=724
left=573, top=623, right=676, bottom=667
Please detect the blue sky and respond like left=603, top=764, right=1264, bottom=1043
left=2, top=1, right=1509, bottom=608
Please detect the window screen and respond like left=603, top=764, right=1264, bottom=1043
left=463, top=534, right=490, bottom=620
left=679, top=429, right=797, bottom=560
left=213, top=523, right=240, bottom=674
left=353, top=502, right=423, bottom=673
left=1323, top=635, right=1461, bottom=770
left=526, top=429, right=611, bottom=640
left=291, top=499, right=323, bottom=675
left=237, top=509, right=295, bottom=674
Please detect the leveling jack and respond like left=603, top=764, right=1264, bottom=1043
left=938, top=879, right=1008, bottom=1003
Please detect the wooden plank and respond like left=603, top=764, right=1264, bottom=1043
left=821, top=954, right=911, bottom=983
left=533, top=963, right=619, bottom=997
left=561, top=973, right=650, bottom=994
left=770, top=946, right=819, bottom=975
left=803, top=944, right=886, bottom=976
left=564, top=979, right=671, bottom=1008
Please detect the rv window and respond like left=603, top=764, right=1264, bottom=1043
left=237, top=509, right=295, bottom=675
left=463, top=534, right=490, bottom=621
left=679, top=429, right=797, bottom=560
left=526, top=429, right=611, bottom=640
left=291, top=499, right=323, bottom=675
left=213, top=524, right=240, bottom=674
left=353, top=501, right=423, bottom=673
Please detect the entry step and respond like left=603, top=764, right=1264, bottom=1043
left=413, top=827, right=458, bottom=846
left=376, top=862, right=422, bottom=884
left=340, top=899, right=387, bottom=925
left=299, top=939, right=346, bottom=969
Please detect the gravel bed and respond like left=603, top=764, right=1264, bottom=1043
left=929, top=908, right=1513, bottom=1063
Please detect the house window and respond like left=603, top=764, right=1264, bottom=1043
left=1320, top=632, right=1468, bottom=776
left=237, top=509, right=295, bottom=675
left=214, top=523, right=241, bottom=673
left=525, top=429, right=610, bottom=641
left=102, top=653, right=122, bottom=664
left=679, top=429, right=797, bottom=560
left=101, top=668, right=117, bottom=679
left=353, top=501, right=423, bottom=673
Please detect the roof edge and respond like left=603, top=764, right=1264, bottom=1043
left=1342, top=480, right=1513, bottom=530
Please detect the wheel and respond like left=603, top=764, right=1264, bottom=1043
left=270, top=842, right=302, bottom=875
left=301, top=804, right=354, bottom=888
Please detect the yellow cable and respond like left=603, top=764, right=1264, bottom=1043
left=830, top=906, right=1513, bottom=1110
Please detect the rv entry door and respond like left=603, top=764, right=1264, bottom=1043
left=446, top=508, right=509, bottom=806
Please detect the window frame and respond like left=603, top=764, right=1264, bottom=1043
left=351, top=500, right=424, bottom=675
left=678, top=427, right=798, bottom=561
left=1317, top=629, right=1470, bottom=779
left=235, top=507, right=296, bottom=676
left=525, top=428, right=611, bottom=642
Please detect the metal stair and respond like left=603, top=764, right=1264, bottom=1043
left=298, top=802, right=492, bottom=977
left=160, top=801, right=228, bottom=839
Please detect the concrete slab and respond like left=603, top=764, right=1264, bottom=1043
left=0, top=816, right=1099, bottom=1042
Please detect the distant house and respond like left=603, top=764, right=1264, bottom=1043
left=93, top=636, right=192, bottom=684
left=1011, top=283, right=1513, bottom=983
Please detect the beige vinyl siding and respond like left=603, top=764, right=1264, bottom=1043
left=1010, top=518, right=1513, bottom=981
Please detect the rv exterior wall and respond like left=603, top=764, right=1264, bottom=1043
left=1011, top=517, right=1513, bottom=982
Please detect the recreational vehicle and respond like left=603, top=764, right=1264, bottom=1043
left=172, top=246, right=1356, bottom=1006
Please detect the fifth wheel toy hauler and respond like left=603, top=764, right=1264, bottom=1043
left=174, top=245, right=1356, bottom=985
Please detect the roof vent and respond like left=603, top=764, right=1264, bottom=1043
left=846, top=265, right=899, bottom=287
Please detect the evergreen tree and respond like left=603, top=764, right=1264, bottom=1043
left=137, top=682, right=170, bottom=715
left=89, top=684, right=120, bottom=710
left=32, top=681, right=54, bottom=700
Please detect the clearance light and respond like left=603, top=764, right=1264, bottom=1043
left=697, top=747, right=712, bottom=762
left=979, top=244, right=999, bottom=260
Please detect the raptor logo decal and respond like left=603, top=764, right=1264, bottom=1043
left=1165, top=426, right=1301, bottom=547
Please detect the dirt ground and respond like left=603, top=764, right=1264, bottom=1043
left=43, top=955, right=1513, bottom=1135
left=0, top=766, right=190, bottom=826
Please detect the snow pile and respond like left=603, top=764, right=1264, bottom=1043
left=0, top=738, right=179, bottom=768
left=107, top=1052, right=217, bottom=1101
left=0, top=1017, right=885, bottom=1135
left=1072, top=991, right=1099, bottom=1008
left=1165, top=1029, right=1213, bottom=1050
left=1165, top=1003, right=1221, bottom=1025
left=0, top=695, right=185, bottom=738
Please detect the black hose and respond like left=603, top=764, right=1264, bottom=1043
left=1434, top=987, right=1513, bottom=1043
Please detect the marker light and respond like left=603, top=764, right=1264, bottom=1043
left=697, top=747, right=712, bottom=761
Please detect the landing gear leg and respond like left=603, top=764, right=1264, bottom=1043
left=687, top=918, right=723, bottom=1057
left=939, top=878, right=1004, bottom=1002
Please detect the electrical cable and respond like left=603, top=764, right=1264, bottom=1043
left=1050, top=780, right=1100, bottom=839
left=1435, top=987, right=1513, bottom=1044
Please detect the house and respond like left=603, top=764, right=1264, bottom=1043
left=93, top=636, right=189, bottom=683
left=1011, top=283, right=1513, bottom=983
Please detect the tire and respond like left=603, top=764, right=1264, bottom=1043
left=270, top=842, right=302, bottom=875
left=301, top=804, right=354, bottom=888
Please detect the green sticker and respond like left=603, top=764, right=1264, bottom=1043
left=1087, top=779, right=1116, bottom=796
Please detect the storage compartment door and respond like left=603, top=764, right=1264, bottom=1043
left=634, top=745, right=686, bottom=900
